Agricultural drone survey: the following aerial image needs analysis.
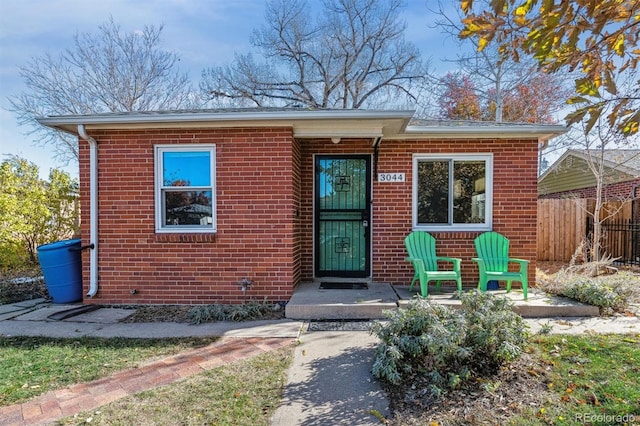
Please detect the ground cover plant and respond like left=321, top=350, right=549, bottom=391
left=0, top=336, right=218, bottom=405
left=0, top=267, right=47, bottom=304
left=371, top=290, right=640, bottom=424
left=537, top=267, right=640, bottom=315
left=537, top=261, right=640, bottom=315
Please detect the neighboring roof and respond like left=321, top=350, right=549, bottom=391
left=538, top=149, right=640, bottom=195
left=37, top=108, right=568, bottom=142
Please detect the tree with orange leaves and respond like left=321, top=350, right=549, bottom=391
left=459, top=0, right=639, bottom=135
left=438, top=73, right=483, bottom=120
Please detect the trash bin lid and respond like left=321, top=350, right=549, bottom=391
left=36, top=238, right=82, bottom=252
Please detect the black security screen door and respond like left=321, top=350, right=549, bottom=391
left=315, top=155, right=371, bottom=277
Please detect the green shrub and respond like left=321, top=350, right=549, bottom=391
left=538, top=270, right=638, bottom=315
left=0, top=266, right=47, bottom=304
left=188, top=301, right=276, bottom=324
left=562, top=277, right=629, bottom=315
left=370, top=299, right=466, bottom=389
left=371, top=291, right=528, bottom=397
left=459, top=290, right=528, bottom=375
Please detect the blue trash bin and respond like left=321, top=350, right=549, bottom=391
left=36, top=238, right=83, bottom=303
left=487, top=280, right=499, bottom=290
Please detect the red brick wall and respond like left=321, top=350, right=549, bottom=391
left=300, top=138, right=539, bottom=287
left=79, top=129, right=539, bottom=305
left=78, top=128, right=298, bottom=305
left=539, top=178, right=640, bottom=200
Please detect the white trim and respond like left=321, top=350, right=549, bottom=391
left=401, top=124, right=567, bottom=141
left=154, top=144, right=217, bottom=233
left=36, top=109, right=567, bottom=142
left=412, top=153, right=493, bottom=232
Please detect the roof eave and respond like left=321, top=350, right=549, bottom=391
left=395, top=124, right=569, bottom=141
left=36, top=109, right=415, bottom=137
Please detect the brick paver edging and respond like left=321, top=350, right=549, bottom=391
left=0, top=337, right=294, bottom=426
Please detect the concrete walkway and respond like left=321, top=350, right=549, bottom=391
left=0, top=299, right=638, bottom=426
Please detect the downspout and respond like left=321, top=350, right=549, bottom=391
left=78, top=124, right=99, bottom=298
left=372, top=136, right=382, bottom=180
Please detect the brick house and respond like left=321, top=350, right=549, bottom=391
left=38, top=109, right=566, bottom=305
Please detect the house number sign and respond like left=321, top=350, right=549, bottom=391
left=378, top=173, right=405, bottom=182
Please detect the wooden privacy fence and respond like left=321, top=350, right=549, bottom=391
left=537, top=198, right=634, bottom=262
left=537, top=199, right=588, bottom=261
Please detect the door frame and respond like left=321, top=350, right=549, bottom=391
left=313, top=154, right=372, bottom=278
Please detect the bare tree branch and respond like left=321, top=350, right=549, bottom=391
left=200, top=0, right=429, bottom=109
left=9, top=16, right=196, bottom=163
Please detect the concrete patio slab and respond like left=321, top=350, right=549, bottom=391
left=395, top=285, right=600, bottom=317
left=286, top=283, right=600, bottom=320
left=9, top=304, right=135, bottom=323
left=0, top=298, right=49, bottom=321
left=285, top=282, right=398, bottom=320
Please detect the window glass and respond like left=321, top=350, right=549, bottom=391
left=417, top=161, right=449, bottom=224
left=163, top=151, right=211, bottom=186
left=453, top=161, right=486, bottom=224
left=164, top=190, right=213, bottom=226
left=414, top=155, right=492, bottom=230
left=156, top=146, right=216, bottom=233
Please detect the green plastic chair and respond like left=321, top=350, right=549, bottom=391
left=404, top=231, right=462, bottom=297
left=473, top=231, right=529, bottom=300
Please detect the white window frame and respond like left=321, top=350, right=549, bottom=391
left=412, top=153, right=493, bottom=232
left=154, top=144, right=216, bottom=233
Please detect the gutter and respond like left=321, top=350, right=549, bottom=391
left=37, top=109, right=415, bottom=126
left=77, top=124, right=99, bottom=298
left=401, top=124, right=568, bottom=141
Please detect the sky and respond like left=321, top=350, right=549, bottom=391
left=0, top=0, right=465, bottom=179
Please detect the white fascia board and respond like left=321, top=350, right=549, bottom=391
left=398, top=124, right=569, bottom=141
left=293, top=127, right=384, bottom=138
left=36, top=109, right=415, bottom=135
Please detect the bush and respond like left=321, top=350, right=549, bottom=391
left=371, top=291, right=528, bottom=397
left=188, top=301, right=278, bottom=324
left=0, top=266, right=47, bottom=305
left=538, top=269, right=638, bottom=315
left=458, top=290, right=528, bottom=375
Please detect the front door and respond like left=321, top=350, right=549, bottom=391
left=315, top=155, right=371, bottom=278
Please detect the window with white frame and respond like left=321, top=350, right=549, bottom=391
left=155, top=145, right=216, bottom=233
left=413, top=154, right=492, bottom=231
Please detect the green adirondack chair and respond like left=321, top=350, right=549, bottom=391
left=404, top=231, right=462, bottom=297
left=473, top=231, right=529, bottom=300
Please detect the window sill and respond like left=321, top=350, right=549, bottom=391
left=413, top=225, right=492, bottom=233
left=154, top=233, right=217, bottom=243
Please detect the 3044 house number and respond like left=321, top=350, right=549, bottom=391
left=378, top=173, right=405, bottom=182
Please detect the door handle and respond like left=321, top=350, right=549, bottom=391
left=362, top=220, right=369, bottom=228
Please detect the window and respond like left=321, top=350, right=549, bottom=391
left=413, top=154, right=492, bottom=231
left=155, top=145, right=216, bottom=233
